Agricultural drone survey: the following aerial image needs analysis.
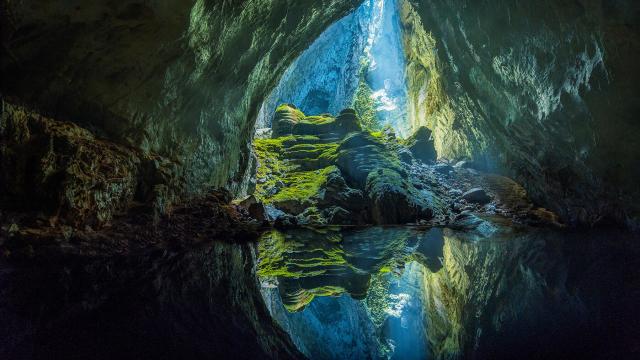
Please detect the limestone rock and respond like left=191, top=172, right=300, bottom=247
left=0, top=102, right=140, bottom=227
left=462, top=188, right=492, bottom=205
left=405, top=126, right=437, bottom=163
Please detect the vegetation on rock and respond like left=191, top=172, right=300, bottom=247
left=254, top=104, right=440, bottom=225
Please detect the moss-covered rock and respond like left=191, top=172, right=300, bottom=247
left=272, top=104, right=361, bottom=139
left=256, top=105, right=440, bottom=225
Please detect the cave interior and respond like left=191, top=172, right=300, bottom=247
left=1, top=0, right=639, bottom=359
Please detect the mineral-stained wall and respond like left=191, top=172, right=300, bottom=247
left=0, top=0, right=360, bottom=204
left=402, top=0, right=640, bottom=226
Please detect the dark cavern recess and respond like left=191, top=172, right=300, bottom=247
left=1, top=0, right=639, bottom=359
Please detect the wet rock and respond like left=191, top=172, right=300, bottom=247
left=264, top=205, right=286, bottom=223
left=434, top=163, right=453, bottom=174
left=274, top=214, right=298, bottom=229
left=238, top=195, right=266, bottom=223
left=462, top=188, right=492, bottom=205
left=398, top=148, right=414, bottom=164
left=296, top=207, right=327, bottom=226
left=366, top=169, right=434, bottom=224
left=336, top=132, right=403, bottom=189
left=323, top=206, right=353, bottom=225
left=448, top=189, right=463, bottom=197
left=318, top=168, right=366, bottom=211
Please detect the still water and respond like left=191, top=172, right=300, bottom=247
left=257, top=224, right=640, bottom=359
left=0, top=222, right=638, bottom=359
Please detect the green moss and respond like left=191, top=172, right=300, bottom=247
left=275, top=104, right=305, bottom=120
left=253, top=130, right=342, bottom=207
left=257, top=229, right=349, bottom=279
left=300, top=115, right=335, bottom=125
left=270, top=166, right=336, bottom=204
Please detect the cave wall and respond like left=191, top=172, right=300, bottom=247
left=1, top=0, right=361, bottom=204
left=404, top=0, right=640, bottom=226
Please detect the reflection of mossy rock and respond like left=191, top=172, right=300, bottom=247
left=257, top=227, right=426, bottom=311
left=405, top=126, right=437, bottom=163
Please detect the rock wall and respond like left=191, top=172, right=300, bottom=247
left=1, top=0, right=361, bottom=201
left=403, top=0, right=640, bottom=226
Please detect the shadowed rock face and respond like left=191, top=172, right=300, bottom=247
left=1, top=0, right=360, bottom=199
left=401, top=0, right=640, bottom=226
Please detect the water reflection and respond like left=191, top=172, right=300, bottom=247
left=257, top=225, right=640, bottom=359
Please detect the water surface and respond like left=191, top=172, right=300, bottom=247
left=257, top=224, right=640, bottom=359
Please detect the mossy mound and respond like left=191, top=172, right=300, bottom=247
left=254, top=105, right=440, bottom=225
left=272, top=104, right=361, bottom=139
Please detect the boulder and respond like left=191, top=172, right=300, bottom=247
left=317, top=168, right=366, bottom=210
left=272, top=105, right=362, bottom=139
left=434, top=162, right=453, bottom=174
left=334, top=108, right=362, bottom=134
left=271, top=104, right=304, bottom=137
left=238, top=195, right=266, bottom=223
left=323, top=206, right=354, bottom=225
left=405, top=126, right=437, bottom=163
left=336, top=132, right=403, bottom=189
left=462, top=188, right=492, bottom=204
left=366, top=169, right=434, bottom=224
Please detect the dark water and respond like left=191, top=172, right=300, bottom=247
left=257, top=224, right=640, bottom=359
left=1, top=222, right=639, bottom=359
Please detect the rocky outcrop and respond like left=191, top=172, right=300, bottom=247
left=404, top=126, right=437, bottom=163
left=255, top=105, right=440, bottom=225
left=0, top=101, right=183, bottom=228
left=337, top=132, right=436, bottom=224
left=272, top=106, right=361, bottom=139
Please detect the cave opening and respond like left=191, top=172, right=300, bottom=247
left=255, top=0, right=411, bottom=137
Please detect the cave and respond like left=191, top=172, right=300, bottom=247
left=1, top=0, right=639, bottom=359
